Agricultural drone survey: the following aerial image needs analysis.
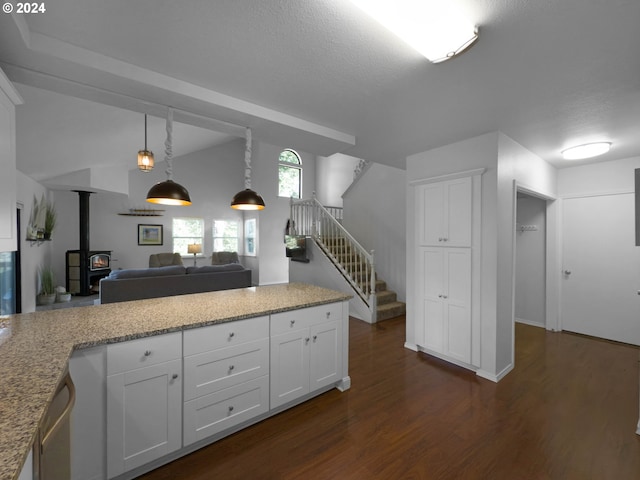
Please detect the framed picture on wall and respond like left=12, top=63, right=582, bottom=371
left=138, top=224, right=163, bottom=245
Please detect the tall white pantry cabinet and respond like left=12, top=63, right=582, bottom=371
left=411, top=170, right=483, bottom=370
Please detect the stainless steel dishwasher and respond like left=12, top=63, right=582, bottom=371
left=33, top=370, right=76, bottom=480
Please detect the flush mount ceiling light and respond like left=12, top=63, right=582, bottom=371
left=137, top=114, right=154, bottom=172
left=231, top=127, right=265, bottom=211
left=349, top=0, right=479, bottom=63
left=146, top=108, right=192, bottom=206
left=561, top=142, right=612, bottom=160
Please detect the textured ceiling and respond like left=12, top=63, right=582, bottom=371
left=1, top=0, right=638, bottom=181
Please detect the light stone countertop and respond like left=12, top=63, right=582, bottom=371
left=0, top=283, right=350, bottom=480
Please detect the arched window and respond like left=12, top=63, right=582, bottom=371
left=278, top=149, right=302, bottom=199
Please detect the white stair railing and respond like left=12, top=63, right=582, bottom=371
left=290, top=195, right=376, bottom=319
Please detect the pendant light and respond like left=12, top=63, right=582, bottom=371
left=137, top=114, right=154, bottom=172
left=231, top=127, right=265, bottom=210
left=146, top=108, right=192, bottom=206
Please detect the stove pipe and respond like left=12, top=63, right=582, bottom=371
left=76, top=190, right=92, bottom=252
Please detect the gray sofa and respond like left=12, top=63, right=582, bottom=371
left=99, top=264, right=252, bottom=304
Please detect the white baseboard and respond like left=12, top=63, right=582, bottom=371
left=515, top=317, right=545, bottom=328
left=404, top=342, right=418, bottom=352
left=476, top=363, right=514, bottom=383
left=416, top=346, right=478, bottom=373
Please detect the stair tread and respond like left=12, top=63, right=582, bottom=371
left=377, top=301, right=406, bottom=311
left=376, top=301, right=406, bottom=322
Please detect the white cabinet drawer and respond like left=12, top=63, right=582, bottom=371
left=183, top=316, right=269, bottom=356
left=183, top=375, right=269, bottom=446
left=184, top=338, right=269, bottom=401
left=107, top=332, right=181, bottom=375
left=271, top=303, right=343, bottom=336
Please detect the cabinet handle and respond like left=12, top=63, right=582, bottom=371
left=326, top=312, right=331, bottom=318
left=442, top=295, right=448, bottom=299
left=229, top=365, right=235, bottom=371
left=438, top=237, right=443, bottom=242
left=305, top=337, right=310, bottom=344
left=438, top=294, right=442, bottom=298
left=172, top=374, right=178, bottom=380
left=228, top=405, right=234, bottom=412
left=229, top=332, right=235, bottom=338
left=290, top=320, right=296, bottom=326
left=313, top=335, right=318, bottom=341
left=144, top=350, right=151, bottom=357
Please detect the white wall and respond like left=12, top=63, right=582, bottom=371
left=406, top=131, right=557, bottom=381
left=515, top=195, right=546, bottom=326
left=51, top=140, right=246, bottom=282
left=315, top=153, right=361, bottom=207
left=342, top=163, right=406, bottom=301
left=558, top=156, right=640, bottom=195
left=16, top=170, right=51, bottom=312
left=495, top=133, right=557, bottom=374
left=407, top=132, right=500, bottom=378
left=244, top=140, right=316, bottom=286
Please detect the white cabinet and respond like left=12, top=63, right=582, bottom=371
left=270, top=303, right=343, bottom=409
left=17, top=450, right=32, bottom=480
left=106, top=333, right=182, bottom=478
left=0, top=69, right=21, bottom=252
left=417, top=176, right=472, bottom=247
left=183, top=316, right=270, bottom=445
left=70, top=346, right=106, bottom=480
left=419, top=248, right=471, bottom=363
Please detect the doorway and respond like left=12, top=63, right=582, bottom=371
left=514, top=192, right=547, bottom=328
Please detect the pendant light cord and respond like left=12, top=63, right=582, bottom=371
left=144, top=114, right=148, bottom=149
left=164, top=107, right=174, bottom=180
left=244, top=127, right=252, bottom=189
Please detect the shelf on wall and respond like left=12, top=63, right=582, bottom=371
left=118, top=208, right=165, bottom=217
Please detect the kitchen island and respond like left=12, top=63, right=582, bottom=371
left=0, top=283, right=351, bottom=480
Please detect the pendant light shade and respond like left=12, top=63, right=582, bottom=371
left=231, top=188, right=265, bottom=210
left=231, top=128, right=265, bottom=210
left=147, top=179, right=191, bottom=205
left=137, top=114, right=154, bottom=172
left=146, top=108, right=192, bottom=206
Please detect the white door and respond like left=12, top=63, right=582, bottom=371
left=270, top=329, right=310, bottom=409
left=420, top=248, right=445, bottom=352
left=107, top=359, right=182, bottom=477
left=443, top=249, right=472, bottom=363
left=561, top=193, right=640, bottom=345
left=309, top=320, right=341, bottom=390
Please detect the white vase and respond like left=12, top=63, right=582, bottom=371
left=56, top=293, right=72, bottom=303
left=37, top=294, right=56, bottom=306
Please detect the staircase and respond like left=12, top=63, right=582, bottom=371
left=290, top=195, right=405, bottom=323
left=319, top=235, right=405, bottom=322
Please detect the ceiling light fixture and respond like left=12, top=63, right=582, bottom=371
left=137, top=114, right=154, bottom=172
left=146, top=108, right=192, bottom=206
left=561, top=142, right=612, bottom=160
left=349, top=0, right=479, bottom=63
left=231, top=127, right=265, bottom=210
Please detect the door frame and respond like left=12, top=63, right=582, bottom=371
left=511, top=182, right=559, bottom=364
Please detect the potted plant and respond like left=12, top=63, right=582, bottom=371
left=55, top=286, right=72, bottom=303
left=44, top=201, right=57, bottom=240
left=37, top=266, right=56, bottom=305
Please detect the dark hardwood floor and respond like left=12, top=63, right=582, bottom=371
left=139, top=317, right=640, bottom=480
